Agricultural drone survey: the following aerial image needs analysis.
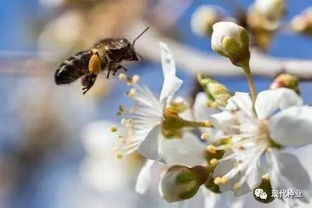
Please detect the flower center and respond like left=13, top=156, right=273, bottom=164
left=257, top=119, right=270, bottom=139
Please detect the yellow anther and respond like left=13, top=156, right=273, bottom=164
left=204, top=121, right=213, bottom=127
left=206, top=144, right=217, bottom=154
left=214, top=177, right=222, bottom=185
left=209, top=158, right=218, bottom=167
left=201, top=133, right=209, bottom=140
left=118, top=73, right=128, bottom=82
left=220, top=176, right=229, bottom=185
left=121, top=118, right=133, bottom=127
left=131, top=74, right=140, bottom=84
left=110, top=126, right=118, bottom=132
left=115, top=151, right=123, bottom=159
left=207, top=101, right=218, bottom=109
left=126, top=88, right=137, bottom=97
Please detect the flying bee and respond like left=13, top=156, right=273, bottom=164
left=54, top=27, right=149, bottom=94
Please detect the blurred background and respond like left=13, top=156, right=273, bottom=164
left=0, top=0, right=311, bottom=208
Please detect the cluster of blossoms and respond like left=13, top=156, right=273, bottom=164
left=110, top=21, right=312, bottom=207
left=191, top=0, right=312, bottom=51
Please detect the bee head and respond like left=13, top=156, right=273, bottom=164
left=129, top=27, right=149, bottom=61
left=119, top=38, right=139, bottom=61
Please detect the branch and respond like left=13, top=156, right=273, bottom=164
left=127, top=23, right=312, bottom=80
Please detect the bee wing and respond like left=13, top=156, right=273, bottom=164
left=0, top=50, right=57, bottom=77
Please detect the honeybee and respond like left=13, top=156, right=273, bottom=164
left=54, top=27, right=149, bottom=94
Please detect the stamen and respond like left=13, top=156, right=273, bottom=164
left=214, top=177, right=222, bottom=185
left=200, top=133, right=209, bottom=140
left=209, top=158, right=218, bottom=167
left=118, top=73, right=128, bottom=82
left=131, top=74, right=140, bottom=84
left=206, top=145, right=217, bottom=154
left=110, top=126, right=118, bottom=132
left=126, top=88, right=137, bottom=97
left=114, top=151, right=123, bottom=159
left=220, top=176, right=229, bottom=184
left=204, top=121, right=213, bottom=127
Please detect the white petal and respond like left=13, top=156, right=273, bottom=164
left=255, top=88, right=302, bottom=119
left=159, top=133, right=205, bottom=166
left=194, top=92, right=219, bottom=120
left=246, top=159, right=264, bottom=189
left=227, top=92, right=253, bottom=118
left=210, top=111, right=238, bottom=134
left=202, top=188, right=219, bottom=208
left=269, top=106, right=312, bottom=147
left=159, top=42, right=183, bottom=105
left=138, top=125, right=161, bottom=160
left=268, top=150, right=311, bottom=192
left=133, top=85, right=163, bottom=117
left=135, top=160, right=155, bottom=194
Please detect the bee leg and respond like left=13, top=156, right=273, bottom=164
left=81, top=73, right=97, bottom=94
left=106, top=62, right=115, bottom=79
left=106, top=69, right=112, bottom=79
left=112, top=65, right=128, bottom=76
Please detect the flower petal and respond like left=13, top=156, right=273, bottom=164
left=255, top=88, right=302, bottom=119
left=210, top=111, right=238, bottom=134
left=268, top=150, right=312, bottom=202
left=138, top=125, right=161, bottom=160
left=269, top=106, right=312, bottom=147
left=159, top=42, right=183, bottom=105
left=194, top=92, right=219, bottom=121
left=135, top=160, right=155, bottom=194
left=226, top=92, right=253, bottom=118
left=159, top=133, right=205, bottom=166
left=213, top=150, right=250, bottom=196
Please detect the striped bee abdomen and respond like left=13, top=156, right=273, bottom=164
left=55, top=50, right=92, bottom=85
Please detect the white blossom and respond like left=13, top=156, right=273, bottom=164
left=116, top=42, right=182, bottom=160
left=210, top=88, right=312, bottom=206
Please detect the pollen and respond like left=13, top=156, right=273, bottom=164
left=206, top=144, right=217, bottom=154
left=110, top=126, right=118, bottom=132
left=209, top=158, right=218, bottom=167
left=200, top=133, right=209, bottom=140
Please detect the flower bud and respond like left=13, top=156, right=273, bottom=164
left=270, top=73, right=300, bottom=94
left=291, top=7, right=312, bottom=36
left=247, top=0, right=285, bottom=50
left=197, top=74, right=232, bottom=107
left=211, top=22, right=250, bottom=67
left=191, top=5, right=224, bottom=37
left=252, top=0, right=285, bottom=22
left=159, top=165, right=207, bottom=202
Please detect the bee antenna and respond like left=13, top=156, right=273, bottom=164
left=132, top=27, right=149, bottom=49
